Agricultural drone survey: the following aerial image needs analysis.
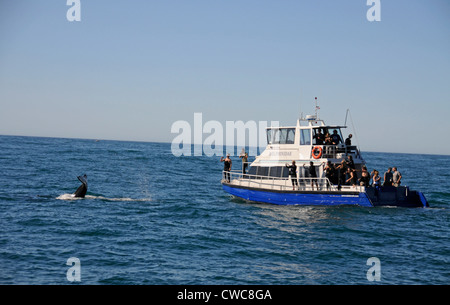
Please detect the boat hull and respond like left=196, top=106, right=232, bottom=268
left=222, top=183, right=372, bottom=207
left=222, top=183, right=428, bottom=208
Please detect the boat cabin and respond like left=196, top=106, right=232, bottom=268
left=262, top=116, right=362, bottom=161
left=246, top=115, right=364, bottom=184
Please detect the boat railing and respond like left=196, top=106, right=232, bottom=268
left=222, top=170, right=348, bottom=192
left=316, top=145, right=361, bottom=159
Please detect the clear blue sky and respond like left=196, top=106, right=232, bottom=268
left=1, top=1, right=449, bottom=155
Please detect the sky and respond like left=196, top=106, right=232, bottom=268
left=0, top=0, right=449, bottom=155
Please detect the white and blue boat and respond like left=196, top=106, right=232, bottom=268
left=221, top=111, right=429, bottom=208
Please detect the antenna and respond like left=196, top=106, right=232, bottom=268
left=344, top=109, right=349, bottom=126
left=345, top=108, right=362, bottom=152
left=315, top=97, right=320, bottom=119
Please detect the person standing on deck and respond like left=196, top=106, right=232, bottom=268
left=392, top=167, right=402, bottom=187
left=322, top=161, right=336, bottom=189
left=220, top=154, right=232, bottom=182
left=314, top=129, right=325, bottom=145
left=383, top=167, right=393, bottom=187
left=331, top=130, right=342, bottom=145
left=345, top=167, right=357, bottom=187
left=304, top=161, right=319, bottom=191
left=371, top=170, right=381, bottom=187
left=285, top=161, right=298, bottom=191
left=345, top=134, right=353, bottom=146
left=239, top=151, right=248, bottom=174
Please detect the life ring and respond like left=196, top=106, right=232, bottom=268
left=312, top=146, right=323, bottom=159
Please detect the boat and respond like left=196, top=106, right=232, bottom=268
left=221, top=106, right=429, bottom=208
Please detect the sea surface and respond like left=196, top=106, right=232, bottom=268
left=0, top=135, right=448, bottom=285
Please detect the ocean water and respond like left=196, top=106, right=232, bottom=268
left=0, top=135, right=448, bottom=285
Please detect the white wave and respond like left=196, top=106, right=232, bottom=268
left=56, top=193, right=82, bottom=200
left=56, top=194, right=151, bottom=202
left=85, top=195, right=151, bottom=202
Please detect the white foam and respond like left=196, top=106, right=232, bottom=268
left=56, top=194, right=151, bottom=202
left=56, top=193, right=81, bottom=200
left=85, top=195, right=151, bottom=202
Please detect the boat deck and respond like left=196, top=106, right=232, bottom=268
left=222, top=170, right=364, bottom=193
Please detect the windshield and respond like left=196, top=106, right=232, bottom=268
left=267, top=128, right=296, bottom=144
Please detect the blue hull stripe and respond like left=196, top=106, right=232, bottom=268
left=222, top=184, right=373, bottom=207
left=418, top=192, right=429, bottom=208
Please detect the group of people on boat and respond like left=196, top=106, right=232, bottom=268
left=292, top=156, right=403, bottom=191
left=220, top=151, right=403, bottom=192
left=313, top=128, right=353, bottom=146
left=311, top=129, right=356, bottom=159
left=277, top=153, right=404, bottom=191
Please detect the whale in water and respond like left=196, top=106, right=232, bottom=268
left=74, top=175, right=88, bottom=198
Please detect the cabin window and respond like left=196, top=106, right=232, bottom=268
left=247, top=166, right=290, bottom=178
left=286, top=129, right=295, bottom=144
left=256, top=167, right=269, bottom=177
left=266, top=129, right=273, bottom=144
left=267, top=128, right=296, bottom=144
left=248, top=166, right=257, bottom=176
left=279, top=129, right=288, bottom=144
left=281, top=166, right=289, bottom=178
left=269, top=129, right=282, bottom=144
left=272, top=129, right=280, bottom=144
left=300, top=129, right=311, bottom=145
left=269, top=167, right=281, bottom=178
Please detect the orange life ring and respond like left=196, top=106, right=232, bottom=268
left=312, top=146, right=323, bottom=159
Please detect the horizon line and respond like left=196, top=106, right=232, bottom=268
left=1, top=133, right=449, bottom=157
